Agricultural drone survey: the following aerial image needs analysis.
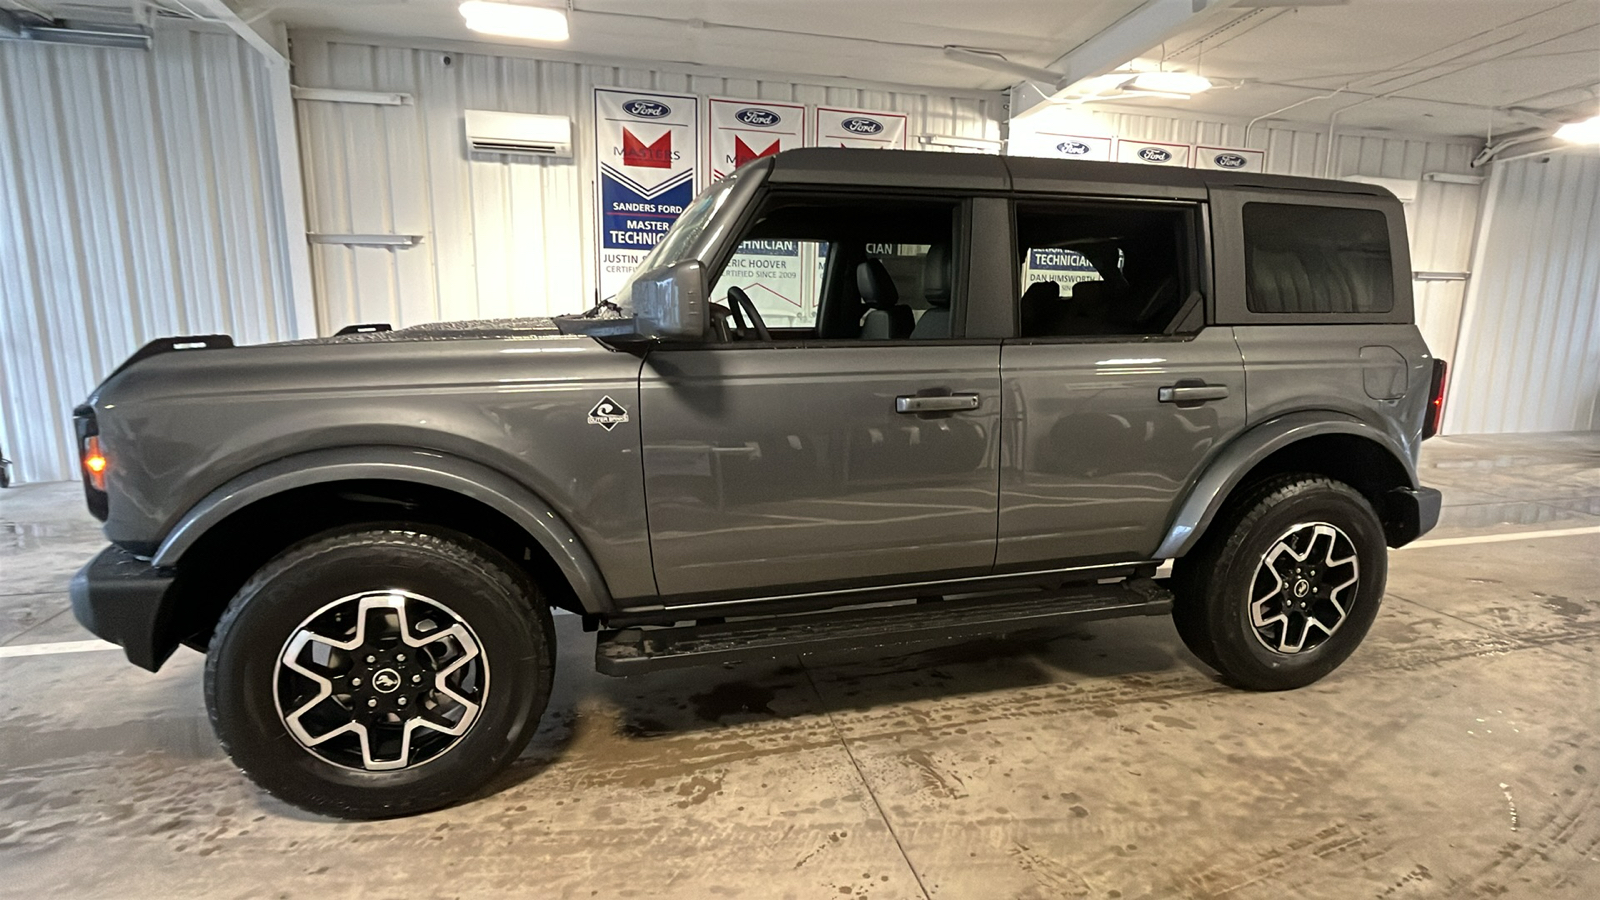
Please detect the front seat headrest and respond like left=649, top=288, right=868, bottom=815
left=1019, top=280, right=1061, bottom=335
left=856, top=259, right=898, bottom=308
left=923, top=243, right=952, bottom=307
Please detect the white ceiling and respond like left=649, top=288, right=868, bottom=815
left=1116, top=0, right=1600, bottom=139
left=19, top=0, right=1600, bottom=139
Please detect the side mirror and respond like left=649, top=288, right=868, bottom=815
left=630, top=259, right=708, bottom=340
left=552, top=258, right=708, bottom=341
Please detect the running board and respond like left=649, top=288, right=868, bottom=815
left=594, top=578, right=1173, bottom=676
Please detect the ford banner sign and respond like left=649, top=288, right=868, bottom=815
left=1117, top=140, right=1189, bottom=166
left=1037, top=133, right=1112, bottom=160
left=1193, top=145, right=1265, bottom=172
left=813, top=106, right=907, bottom=149
left=708, top=97, right=804, bottom=180
left=594, top=88, right=699, bottom=300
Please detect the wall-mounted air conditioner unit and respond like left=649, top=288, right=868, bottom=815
left=464, top=109, right=573, bottom=158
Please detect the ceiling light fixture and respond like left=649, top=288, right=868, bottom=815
left=1553, top=114, right=1600, bottom=144
left=460, top=1, right=569, bottom=42
left=1130, top=71, right=1212, bottom=95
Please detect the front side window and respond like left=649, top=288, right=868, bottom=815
left=710, top=239, right=826, bottom=329
left=1015, top=201, right=1193, bottom=337
left=708, top=194, right=960, bottom=341
left=1243, top=203, right=1394, bottom=314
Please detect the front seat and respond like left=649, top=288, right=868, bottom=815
left=857, top=259, right=914, bottom=340
left=911, top=243, right=952, bottom=339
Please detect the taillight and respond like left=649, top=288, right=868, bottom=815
left=83, top=435, right=108, bottom=491
left=1422, top=359, right=1448, bottom=440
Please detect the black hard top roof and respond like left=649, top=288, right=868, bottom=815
left=762, top=147, right=1394, bottom=201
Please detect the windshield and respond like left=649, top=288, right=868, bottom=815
left=633, top=177, right=737, bottom=275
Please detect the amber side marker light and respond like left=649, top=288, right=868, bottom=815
left=83, top=436, right=108, bottom=491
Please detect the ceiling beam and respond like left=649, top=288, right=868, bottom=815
left=1011, top=0, right=1244, bottom=119
left=184, top=0, right=285, bottom=61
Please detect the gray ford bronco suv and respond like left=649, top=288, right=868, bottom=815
left=71, top=148, right=1444, bottom=818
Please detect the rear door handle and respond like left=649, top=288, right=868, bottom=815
left=896, top=393, right=980, bottom=414
left=1158, top=384, right=1230, bottom=404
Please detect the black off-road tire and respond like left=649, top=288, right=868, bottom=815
left=1171, top=474, right=1387, bottom=691
left=205, top=527, right=555, bottom=819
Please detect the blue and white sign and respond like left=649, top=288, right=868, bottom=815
left=708, top=96, right=805, bottom=180
left=594, top=87, right=700, bottom=298
left=812, top=105, right=908, bottom=149
left=1022, top=248, right=1100, bottom=291
left=1116, top=139, right=1190, bottom=167
left=1191, top=145, right=1266, bottom=172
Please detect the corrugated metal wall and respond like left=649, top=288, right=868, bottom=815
left=0, top=20, right=299, bottom=483
left=289, top=34, right=1006, bottom=332
left=1447, top=152, right=1600, bottom=434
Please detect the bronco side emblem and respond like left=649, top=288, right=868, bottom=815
left=587, top=396, right=629, bottom=431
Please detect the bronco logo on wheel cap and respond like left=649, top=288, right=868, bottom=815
left=372, top=668, right=402, bottom=693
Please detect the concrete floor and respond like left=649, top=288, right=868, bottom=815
left=1, top=433, right=1596, bottom=900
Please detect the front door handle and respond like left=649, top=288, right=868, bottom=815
left=1158, top=384, right=1230, bottom=404
left=896, top=392, right=980, bottom=414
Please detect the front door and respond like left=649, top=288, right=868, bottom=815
left=640, top=344, right=1001, bottom=598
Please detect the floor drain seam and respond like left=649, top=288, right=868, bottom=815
left=798, top=657, right=934, bottom=900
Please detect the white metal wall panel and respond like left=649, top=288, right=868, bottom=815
left=1447, top=153, right=1600, bottom=434
left=0, top=20, right=298, bottom=483
left=290, top=34, right=1004, bottom=333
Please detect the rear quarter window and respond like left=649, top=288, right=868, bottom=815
left=1243, top=203, right=1394, bottom=314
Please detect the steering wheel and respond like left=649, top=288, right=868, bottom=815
left=725, top=286, right=771, bottom=341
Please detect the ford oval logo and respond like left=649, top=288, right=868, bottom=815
left=841, top=116, right=884, bottom=135
left=1214, top=152, right=1248, bottom=169
left=1056, top=140, right=1092, bottom=156
left=1138, top=147, right=1172, bottom=163
left=622, top=99, right=671, bottom=119
left=734, top=107, right=781, bottom=127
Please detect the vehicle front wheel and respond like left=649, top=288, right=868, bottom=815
left=1171, top=475, right=1387, bottom=691
left=205, top=527, right=554, bottom=818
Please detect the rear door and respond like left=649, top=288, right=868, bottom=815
left=639, top=193, right=1002, bottom=600
left=997, top=198, right=1248, bottom=567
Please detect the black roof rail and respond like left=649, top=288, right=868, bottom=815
left=105, top=334, right=234, bottom=381
left=336, top=323, right=392, bottom=335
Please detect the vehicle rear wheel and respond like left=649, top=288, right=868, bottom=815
left=1170, top=475, right=1387, bottom=691
left=205, top=527, right=554, bottom=818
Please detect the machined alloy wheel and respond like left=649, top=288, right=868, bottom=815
left=1248, top=522, right=1360, bottom=654
left=1170, top=474, right=1387, bottom=691
left=275, top=590, right=488, bottom=771
left=206, top=527, right=555, bottom=818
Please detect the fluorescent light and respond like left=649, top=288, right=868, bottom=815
left=1130, top=71, right=1212, bottom=95
left=460, top=1, right=569, bottom=41
left=1554, top=115, right=1600, bottom=144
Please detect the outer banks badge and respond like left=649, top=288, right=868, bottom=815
left=587, top=396, right=629, bottom=431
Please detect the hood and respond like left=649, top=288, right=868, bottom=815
left=268, top=317, right=565, bottom=346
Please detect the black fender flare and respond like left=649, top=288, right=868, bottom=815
left=151, top=445, right=613, bottom=614
left=1153, top=412, right=1419, bottom=559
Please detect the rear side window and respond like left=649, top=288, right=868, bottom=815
left=1243, top=203, right=1394, bottom=314
left=1014, top=201, right=1195, bottom=338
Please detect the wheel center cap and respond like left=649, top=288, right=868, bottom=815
left=1292, top=579, right=1312, bottom=598
left=371, top=667, right=403, bottom=694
